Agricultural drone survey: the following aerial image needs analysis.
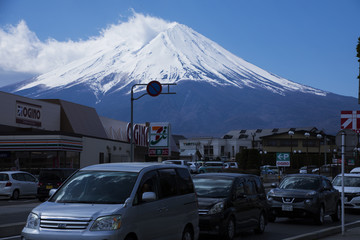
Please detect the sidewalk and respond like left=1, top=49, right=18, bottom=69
left=283, top=221, right=360, bottom=240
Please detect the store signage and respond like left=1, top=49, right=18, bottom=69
left=16, top=101, right=42, bottom=127
left=126, top=123, right=149, bottom=147
left=341, top=110, right=360, bottom=131
left=148, top=122, right=170, bottom=156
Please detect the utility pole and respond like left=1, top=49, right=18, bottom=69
left=356, top=37, right=360, bottom=104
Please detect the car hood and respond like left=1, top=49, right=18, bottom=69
left=268, top=188, right=317, bottom=198
left=32, top=201, right=124, bottom=219
left=334, top=186, right=360, bottom=193
left=197, top=197, right=225, bottom=209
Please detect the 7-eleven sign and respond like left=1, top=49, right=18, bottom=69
left=341, top=111, right=360, bottom=130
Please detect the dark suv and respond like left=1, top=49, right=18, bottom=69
left=37, top=168, right=77, bottom=201
left=267, top=174, right=341, bottom=225
left=193, top=173, right=268, bottom=240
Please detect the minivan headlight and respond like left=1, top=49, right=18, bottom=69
left=91, top=215, right=122, bottom=231
left=25, top=213, right=40, bottom=229
left=208, top=202, right=224, bottom=214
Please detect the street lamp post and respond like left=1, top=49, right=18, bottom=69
left=317, top=134, right=322, bottom=174
left=304, top=132, right=310, bottom=166
left=288, top=131, right=294, bottom=169
left=260, top=150, right=267, bottom=166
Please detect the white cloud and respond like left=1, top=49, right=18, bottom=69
left=0, top=12, right=172, bottom=77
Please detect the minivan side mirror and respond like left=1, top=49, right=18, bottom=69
left=142, top=192, right=156, bottom=202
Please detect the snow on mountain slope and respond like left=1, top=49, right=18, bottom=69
left=14, top=22, right=326, bottom=100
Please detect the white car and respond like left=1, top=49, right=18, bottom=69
left=162, top=160, right=191, bottom=171
left=187, top=162, right=200, bottom=173
left=332, top=173, right=360, bottom=209
left=350, top=167, right=360, bottom=174
left=0, top=171, right=38, bottom=200
left=223, top=162, right=239, bottom=169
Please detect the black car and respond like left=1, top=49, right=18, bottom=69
left=37, top=168, right=77, bottom=201
left=193, top=173, right=269, bottom=240
left=267, top=174, right=341, bottom=225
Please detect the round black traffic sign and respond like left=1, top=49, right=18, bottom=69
left=147, top=81, right=162, bottom=97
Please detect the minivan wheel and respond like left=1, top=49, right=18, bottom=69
left=224, top=217, right=235, bottom=240
left=315, top=205, right=325, bottom=225
left=182, top=226, right=193, bottom=240
left=254, top=212, right=266, bottom=234
left=11, top=189, right=19, bottom=200
left=331, top=202, right=341, bottom=222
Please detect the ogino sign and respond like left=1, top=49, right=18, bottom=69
left=276, top=152, right=291, bottom=167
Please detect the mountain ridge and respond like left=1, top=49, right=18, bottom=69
left=0, top=21, right=357, bottom=137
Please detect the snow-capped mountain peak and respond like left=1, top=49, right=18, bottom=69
left=14, top=21, right=326, bottom=100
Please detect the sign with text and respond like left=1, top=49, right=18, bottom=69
left=16, top=101, right=42, bottom=127
left=148, top=122, right=170, bottom=156
left=276, top=152, right=290, bottom=167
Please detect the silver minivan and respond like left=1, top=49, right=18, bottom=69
left=22, top=162, right=199, bottom=240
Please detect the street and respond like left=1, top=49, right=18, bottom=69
left=1, top=197, right=360, bottom=240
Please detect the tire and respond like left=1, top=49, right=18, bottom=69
left=254, top=212, right=266, bottom=234
left=315, top=205, right=325, bottom=225
left=223, top=217, right=235, bottom=240
left=182, top=226, right=193, bottom=240
left=124, top=234, right=137, bottom=240
left=331, top=202, right=341, bottom=222
left=11, top=189, right=19, bottom=200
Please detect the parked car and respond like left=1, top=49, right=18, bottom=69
left=22, top=162, right=199, bottom=240
left=223, top=162, right=239, bottom=169
left=37, top=168, right=77, bottom=201
left=162, top=159, right=191, bottom=172
left=198, top=161, right=224, bottom=173
left=187, top=162, right=200, bottom=173
left=267, top=174, right=341, bottom=225
left=0, top=171, right=38, bottom=200
left=260, top=165, right=279, bottom=175
left=193, top=173, right=268, bottom=240
left=299, top=165, right=318, bottom=174
left=350, top=167, right=360, bottom=174
left=332, top=173, right=360, bottom=209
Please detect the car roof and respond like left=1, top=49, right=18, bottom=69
left=334, top=173, right=360, bottom=177
left=285, top=174, right=324, bottom=178
left=0, top=171, right=31, bottom=174
left=80, top=162, right=185, bottom=173
left=193, top=172, right=256, bottom=179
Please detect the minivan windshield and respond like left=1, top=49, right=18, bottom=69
left=49, top=171, right=138, bottom=204
left=193, top=177, right=233, bottom=198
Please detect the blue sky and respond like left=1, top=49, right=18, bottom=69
left=0, top=0, right=359, bottom=97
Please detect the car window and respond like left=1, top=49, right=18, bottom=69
left=193, top=177, right=233, bottom=198
left=0, top=173, right=9, bottom=181
left=12, top=173, right=26, bottom=181
left=234, top=179, right=245, bottom=198
left=50, top=170, right=138, bottom=204
left=24, top=173, right=37, bottom=182
left=176, top=168, right=194, bottom=195
left=245, top=179, right=257, bottom=195
left=135, top=170, right=159, bottom=205
left=252, top=177, right=264, bottom=194
left=333, top=176, right=360, bottom=187
left=279, top=176, right=321, bottom=190
left=158, top=168, right=178, bottom=198
left=322, top=178, right=333, bottom=189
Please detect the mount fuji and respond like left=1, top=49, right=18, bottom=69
left=1, top=22, right=358, bottom=137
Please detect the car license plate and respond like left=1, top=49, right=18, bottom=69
left=282, top=204, right=293, bottom=211
left=46, top=185, right=53, bottom=190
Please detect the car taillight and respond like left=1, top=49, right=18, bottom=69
left=56, top=182, right=62, bottom=187
left=38, top=182, right=43, bottom=187
left=5, top=181, right=12, bottom=187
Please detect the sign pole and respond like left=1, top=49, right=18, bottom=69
left=341, top=130, right=345, bottom=236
